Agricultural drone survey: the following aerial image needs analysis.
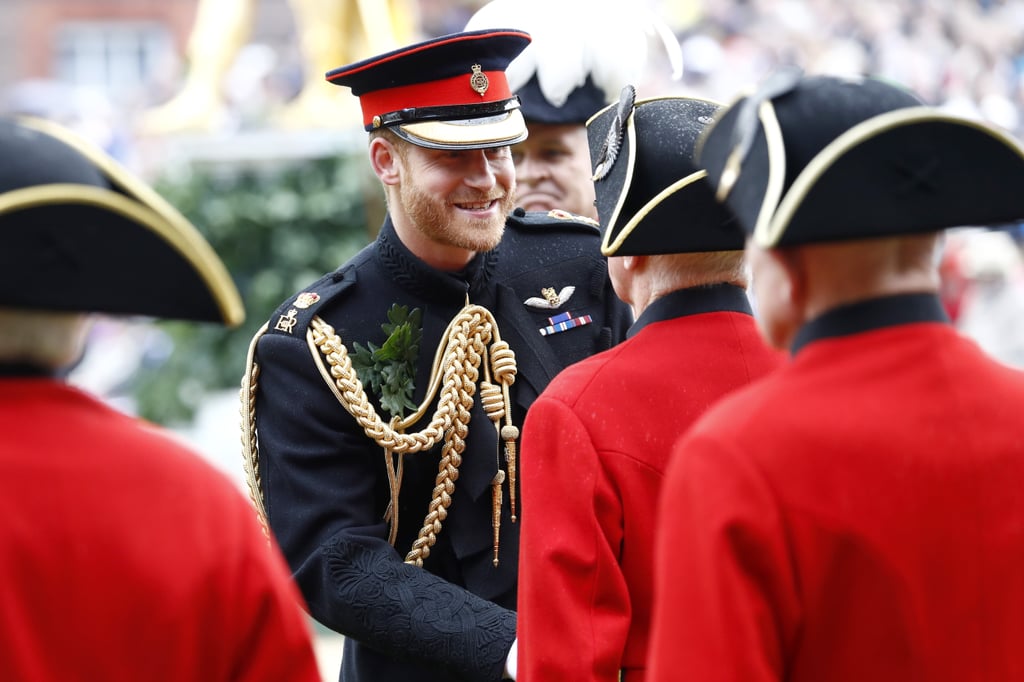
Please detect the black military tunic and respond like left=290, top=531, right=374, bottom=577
left=249, top=209, right=631, bottom=681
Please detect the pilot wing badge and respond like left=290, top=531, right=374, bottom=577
left=523, top=286, right=575, bottom=309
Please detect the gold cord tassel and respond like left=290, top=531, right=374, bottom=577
left=491, top=470, right=505, bottom=566
left=501, top=424, right=519, bottom=522
left=383, top=446, right=403, bottom=546
left=383, top=416, right=405, bottom=546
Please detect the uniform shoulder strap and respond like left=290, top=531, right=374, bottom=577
left=505, top=207, right=601, bottom=235
left=240, top=265, right=358, bottom=532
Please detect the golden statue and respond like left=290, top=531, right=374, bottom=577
left=141, top=0, right=419, bottom=133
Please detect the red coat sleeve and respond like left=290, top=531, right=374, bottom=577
left=225, top=520, right=323, bottom=682
left=518, top=395, right=631, bottom=682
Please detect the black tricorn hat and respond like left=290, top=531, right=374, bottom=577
left=0, top=116, right=244, bottom=325
left=516, top=74, right=609, bottom=125
left=587, top=88, right=742, bottom=256
left=326, top=29, right=531, bottom=150
left=698, top=69, right=1024, bottom=248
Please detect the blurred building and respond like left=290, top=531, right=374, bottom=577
left=0, top=0, right=298, bottom=111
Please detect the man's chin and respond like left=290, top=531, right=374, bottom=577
left=516, top=197, right=558, bottom=214
left=446, top=214, right=505, bottom=252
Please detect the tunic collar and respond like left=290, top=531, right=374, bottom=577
left=627, top=283, right=753, bottom=339
left=792, top=292, right=950, bottom=355
left=0, top=363, right=60, bottom=378
left=374, top=216, right=499, bottom=302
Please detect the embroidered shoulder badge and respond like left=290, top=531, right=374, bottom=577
left=274, top=308, right=298, bottom=334
left=293, top=291, right=320, bottom=309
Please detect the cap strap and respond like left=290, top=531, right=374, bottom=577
left=372, top=99, right=520, bottom=131
left=359, top=71, right=512, bottom=128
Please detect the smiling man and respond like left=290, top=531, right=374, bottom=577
left=243, top=28, right=631, bottom=682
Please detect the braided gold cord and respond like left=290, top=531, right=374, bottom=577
left=310, top=319, right=452, bottom=454
left=405, top=312, right=482, bottom=565
left=489, top=341, right=517, bottom=387
left=240, top=322, right=271, bottom=538
left=307, top=304, right=516, bottom=566
left=479, top=381, right=504, bottom=420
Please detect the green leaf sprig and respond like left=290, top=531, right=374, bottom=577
left=351, top=304, right=423, bottom=419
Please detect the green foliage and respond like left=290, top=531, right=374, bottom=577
left=351, top=304, right=423, bottom=420
left=131, top=153, right=378, bottom=425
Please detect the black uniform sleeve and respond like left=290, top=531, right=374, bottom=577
left=321, top=534, right=516, bottom=679
left=253, top=329, right=515, bottom=681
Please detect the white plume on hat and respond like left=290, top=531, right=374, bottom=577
left=952, top=229, right=1024, bottom=279
left=465, top=0, right=683, bottom=108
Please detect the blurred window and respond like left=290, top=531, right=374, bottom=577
left=54, top=21, right=171, bottom=100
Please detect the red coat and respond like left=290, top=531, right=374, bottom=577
left=517, top=285, right=784, bottom=682
left=0, top=378, right=321, bottom=682
left=648, top=294, right=1024, bottom=681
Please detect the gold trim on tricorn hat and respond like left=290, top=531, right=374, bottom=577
left=587, top=89, right=742, bottom=256
left=698, top=72, right=1024, bottom=248
left=0, top=116, right=244, bottom=325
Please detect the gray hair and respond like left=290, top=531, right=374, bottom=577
left=0, top=308, right=92, bottom=369
left=648, top=250, right=749, bottom=293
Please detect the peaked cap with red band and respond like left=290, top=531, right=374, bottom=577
left=326, top=28, right=532, bottom=150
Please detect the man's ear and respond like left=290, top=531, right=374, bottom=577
left=369, top=136, right=401, bottom=186
left=621, top=255, right=648, bottom=272
left=773, top=247, right=807, bottom=309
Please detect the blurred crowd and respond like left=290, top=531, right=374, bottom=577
left=658, top=0, right=1024, bottom=370
left=665, top=0, right=1024, bottom=138
left=1, top=0, right=1020, bottom=376
left=6, top=0, right=1024, bottom=165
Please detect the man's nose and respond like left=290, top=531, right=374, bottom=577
left=463, top=150, right=497, bottom=188
left=514, top=154, right=546, bottom=183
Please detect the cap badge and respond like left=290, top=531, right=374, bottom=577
left=293, top=291, right=321, bottom=309
left=470, top=64, right=489, bottom=97
left=592, top=85, right=636, bottom=181
left=524, top=286, right=576, bottom=309
left=274, top=308, right=299, bottom=334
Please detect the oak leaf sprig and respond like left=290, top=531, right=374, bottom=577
left=351, top=304, right=423, bottom=419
